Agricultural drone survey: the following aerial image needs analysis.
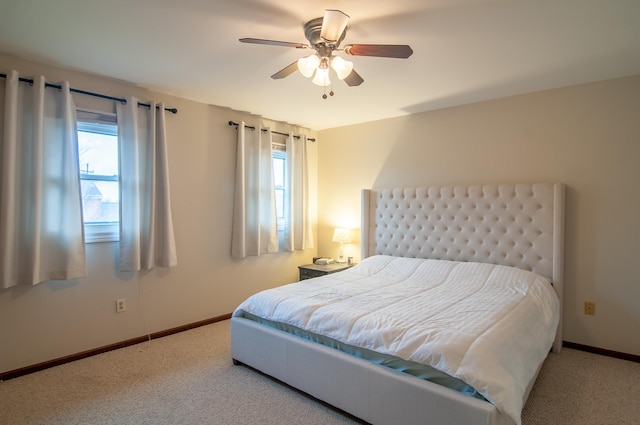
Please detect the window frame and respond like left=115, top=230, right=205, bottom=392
left=272, top=143, right=288, bottom=248
left=76, top=110, right=120, bottom=243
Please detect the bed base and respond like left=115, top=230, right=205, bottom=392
left=231, top=317, right=514, bottom=425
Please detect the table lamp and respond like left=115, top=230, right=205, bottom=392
left=332, top=227, right=351, bottom=264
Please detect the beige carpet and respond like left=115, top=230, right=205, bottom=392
left=1, top=320, right=639, bottom=425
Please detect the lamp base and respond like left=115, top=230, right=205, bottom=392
left=337, top=244, right=346, bottom=263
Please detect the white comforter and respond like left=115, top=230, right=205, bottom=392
left=234, top=255, right=560, bottom=425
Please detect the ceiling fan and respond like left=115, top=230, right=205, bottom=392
left=239, top=9, right=413, bottom=98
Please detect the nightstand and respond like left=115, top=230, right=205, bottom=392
left=298, top=263, right=353, bottom=280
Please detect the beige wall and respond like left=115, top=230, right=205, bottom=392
left=0, top=53, right=318, bottom=374
left=317, top=75, right=640, bottom=356
left=1, top=51, right=638, bottom=374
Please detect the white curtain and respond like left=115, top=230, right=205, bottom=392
left=0, top=70, right=86, bottom=288
left=231, top=122, right=278, bottom=258
left=117, top=97, right=177, bottom=271
left=284, top=133, right=314, bottom=251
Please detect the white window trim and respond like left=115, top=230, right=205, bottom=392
left=84, top=223, right=119, bottom=243
left=77, top=109, right=120, bottom=244
left=272, top=143, right=288, bottom=251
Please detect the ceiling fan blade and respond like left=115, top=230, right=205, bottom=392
left=320, top=9, right=350, bottom=42
left=343, top=68, right=364, bottom=87
left=271, top=61, right=299, bottom=79
left=239, top=38, right=309, bottom=49
left=344, top=44, right=413, bottom=59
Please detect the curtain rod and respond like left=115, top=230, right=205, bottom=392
left=228, top=121, right=315, bottom=142
left=0, top=72, right=178, bottom=114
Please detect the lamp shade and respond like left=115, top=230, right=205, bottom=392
left=332, top=227, right=351, bottom=243
left=331, top=56, right=354, bottom=80
left=297, top=54, right=320, bottom=78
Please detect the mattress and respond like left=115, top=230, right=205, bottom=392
left=233, top=255, right=560, bottom=425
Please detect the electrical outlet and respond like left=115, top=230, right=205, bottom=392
left=116, top=299, right=126, bottom=313
left=584, top=301, right=595, bottom=316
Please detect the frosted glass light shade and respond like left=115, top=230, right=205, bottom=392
left=331, top=56, right=354, bottom=80
left=312, top=67, right=331, bottom=86
left=321, top=10, right=350, bottom=42
left=297, top=55, right=320, bottom=78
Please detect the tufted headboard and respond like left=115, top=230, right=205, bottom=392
left=361, top=183, right=565, bottom=351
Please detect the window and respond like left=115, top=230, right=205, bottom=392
left=272, top=144, right=287, bottom=247
left=76, top=111, right=119, bottom=243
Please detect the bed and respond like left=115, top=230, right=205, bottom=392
left=231, top=183, right=565, bottom=425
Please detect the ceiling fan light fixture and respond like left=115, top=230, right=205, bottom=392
left=331, top=56, right=354, bottom=80
left=312, top=67, right=331, bottom=86
left=240, top=9, right=413, bottom=94
left=321, top=9, right=350, bottom=43
left=297, top=54, right=320, bottom=78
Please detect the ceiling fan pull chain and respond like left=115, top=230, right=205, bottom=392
left=322, top=83, right=335, bottom=99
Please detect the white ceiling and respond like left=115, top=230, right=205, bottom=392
left=1, top=0, right=639, bottom=130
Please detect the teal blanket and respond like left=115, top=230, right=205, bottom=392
left=237, top=310, right=485, bottom=401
